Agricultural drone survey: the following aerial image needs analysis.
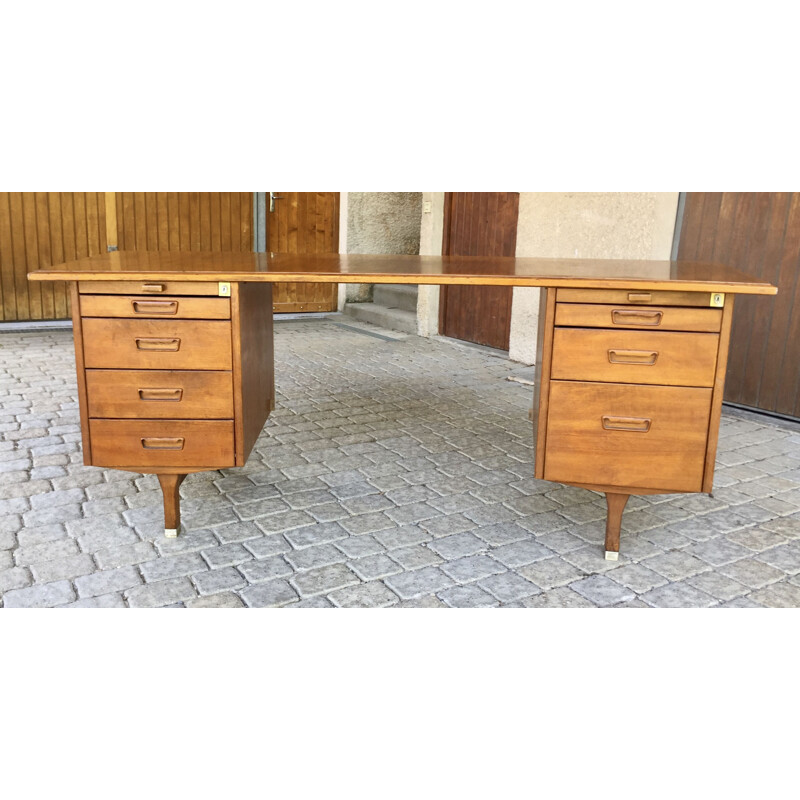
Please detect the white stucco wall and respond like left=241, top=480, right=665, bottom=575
left=417, top=192, right=445, bottom=336
left=508, top=192, right=680, bottom=364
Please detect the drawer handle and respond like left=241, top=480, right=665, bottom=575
left=135, top=337, right=181, bottom=351
left=141, top=283, right=166, bottom=293
left=138, top=388, right=184, bottom=402
left=602, top=415, right=652, bottom=433
left=627, top=292, right=652, bottom=303
left=608, top=349, right=659, bottom=366
left=611, top=309, right=663, bottom=326
left=132, top=300, right=178, bottom=315
left=141, top=437, right=185, bottom=450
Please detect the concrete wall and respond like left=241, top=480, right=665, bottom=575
left=509, top=193, right=680, bottom=364
left=341, top=192, right=422, bottom=304
left=417, top=192, right=445, bottom=336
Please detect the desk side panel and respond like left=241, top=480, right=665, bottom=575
left=69, top=282, right=93, bottom=465
left=533, top=288, right=556, bottom=479
left=232, top=282, right=275, bottom=466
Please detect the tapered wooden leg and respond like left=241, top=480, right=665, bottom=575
left=604, top=492, right=630, bottom=560
left=157, top=474, right=187, bottom=538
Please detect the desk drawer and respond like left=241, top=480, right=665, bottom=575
left=89, top=419, right=235, bottom=468
left=80, top=295, right=230, bottom=320
left=79, top=280, right=222, bottom=296
left=555, top=303, right=722, bottom=332
left=82, top=318, right=232, bottom=370
left=557, top=289, right=714, bottom=307
left=86, top=370, right=234, bottom=419
left=551, top=328, right=718, bottom=387
left=544, top=381, right=711, bottom=492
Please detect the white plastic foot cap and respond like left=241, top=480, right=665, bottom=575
left=165, top=528, right=179, bottom=538
left=605, top=550, right=619, bottom=561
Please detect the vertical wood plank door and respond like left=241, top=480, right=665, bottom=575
left=677, top=192, right=800, bottom=419
left=268, top=192, right=340, bottom=313
left=114, top=192, right=253, bottom=253
left=439, top=192, right=519, bottom=349
left=0, top=192, right=107, bottom=321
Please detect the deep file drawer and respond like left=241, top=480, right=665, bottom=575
left=85, top=370, right=234, bottom=419
left=81, top=318, right=232, bottom=370
left=544, top=381, right=712, bottom=493
left=550, top=328, right=719, bottom=387
left=89, top=419, right=235, bottom=468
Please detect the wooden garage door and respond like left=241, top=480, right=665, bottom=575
left=439, top=192, right=519, bottom=350
left=677, top=192, right=800, bottom=419
left=268, top=192, right=339, bottom=313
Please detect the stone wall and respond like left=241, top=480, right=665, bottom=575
left=343, top=192, right=422, bottom=302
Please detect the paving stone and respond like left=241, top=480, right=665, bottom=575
left=339, top=512, right=394, bottom=536
left=328, top=581, right=397, bottom=608
left=754, top=542, right=800, bottom=574
left=605, top=562, right=668, bottom=594
left=428, top=532, right=486, bottom=560
left=126, top=577, right=198, bottom=608
left=334, top=534, right=384, bottom=559
left=64, top=593, right=127, bottom=608
left=686, top=572, right=750, bottom=602
left=286, top=596, right=335, bottom=608
left=238, top=556, right=294, bottom=584
left=94, top=541, right=158, bottom=570
left=522, top=587, right=596, bottom=608
left=385, top=566, right=454, bottom=600
left=285, top=543, right=346, bottom=571
left=479, top=571, right=540, bottom=603
left=641, top=581, right=718, bottom=608
left=440, top=554, right=506, bottom=584
left=291, top=563, right=359, bottom=598
left=185, top=592, right=245, bottom=608
left=373, top=526, right=432, bottom=550
left=284, top=522, right=348, bottom=549
left=388, top=545, right=442, bottom=570
left=473, top=522, right=533, bottom=546
left=192, top=567, right=248, bottom=596
left=642, top=551, right=711, bottom=582
left=530, top=529, right=586, bottom=555
left=719, top=596, right=765, bottom=608
left=491, top=539, right=552, bottom=569
left=419, top=513, right=477, bottom=538
left=438, top=584, right=499, bottom=608
left=152, top=530, right=219, bottom=556
left=201, top=543, right=252, bottom=569
left=243, top=534, right=293, bottom=559
left=16, top=523, right=68, bottom=548
left=718, top=558, right=786, bottom=589
left=14, top=537, right=80, bottom=567
left=140, top=552, right=207, bottom=583
left=31, top=554, right=96, bottom=584
left=748, top=581, right=800, bottom=608
left=75, top=566, right=143, bottom=598
left=240, top=579, right=299, bottom=607
left=686, top=538, right=754, bottom=566
left=464, top=504, right=521, bottom=526
left=3, top=580, right=76, bottom=608
left=0, top=566, right=33, bottom=594
left=570, top=575, right=635, bottom=606
left=384, top=501, right=439, bottom=525
left=519, top=557, right=588, bottom=591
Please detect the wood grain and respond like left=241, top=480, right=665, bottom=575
left=544, top=381, right=713, bottom=492
left=85, top=369, right=234, bottom=419
left=79, top=295, right=230, bottom=319
left=81, top=318, right=233, bottom=370
left=551, top=328, right=719, bottom=387
left=555, top=303, right=723, bottom=332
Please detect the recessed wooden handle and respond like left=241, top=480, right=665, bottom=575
left=602, top=415, right=651, bottom=433
left=141, top=437, right=185, bottom=450
left=135, top=337, right=181, bottom=351
left=611, top=309, right=663, bottom=326
left=132, top=300, right=178, bottom=314
left=138, top=388, right=183, bottom=401
left=627, top=292, right=652, bottom=303
left=608, top=349, right=659, bottom=365
left=141, top=283, right=166, bottom=293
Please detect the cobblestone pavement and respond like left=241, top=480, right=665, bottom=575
left=2, top=319, right=800, bottom=608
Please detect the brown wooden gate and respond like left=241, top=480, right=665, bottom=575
left=677, top=192, right=800, bottom=419
left=0, top=192, right=108, bottom=321
left=268, top=192, right=339, bottom=313
left=439, top=192, right=519, bottom=349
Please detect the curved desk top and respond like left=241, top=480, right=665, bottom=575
left=28, top=251, right=777, bottom=295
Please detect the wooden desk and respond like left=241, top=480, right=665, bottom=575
left=29, top=252, right=776, bottom=558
